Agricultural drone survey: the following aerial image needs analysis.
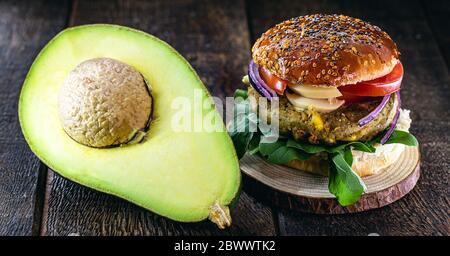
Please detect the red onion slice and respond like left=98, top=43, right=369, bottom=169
left=358, top=94, right=391, bottom=126
left=248, top=61, right=276, bottom=100
left=381, top=91, right=401, bottom=144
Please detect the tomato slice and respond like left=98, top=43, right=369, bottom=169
left=259, top=66, right=288, bottom=95
left=339, top=62, right=403, bottom=97
left=337, top=94, right=369, bottom=104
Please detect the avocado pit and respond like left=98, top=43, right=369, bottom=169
left=58, top=58, right=152, bottom=148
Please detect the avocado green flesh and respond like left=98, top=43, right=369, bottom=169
left=19, top=25, right=240, bottom=222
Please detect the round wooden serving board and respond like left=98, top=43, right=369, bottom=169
left=240, top=146, right=420, bottom=214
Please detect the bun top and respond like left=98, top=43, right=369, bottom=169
left=252, top=14, right=399, bottom=87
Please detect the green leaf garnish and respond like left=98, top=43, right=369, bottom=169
left=343, top=147, right=354, bottom=166
left=286, top=139, right=328, bottom=154
left=266, top=146, right=311, bottom=164
left=259, top=140, right=286, bottom=156
left=234, top=89, right=248, bottom=99
left=382, top=130, right=419, bottom=146
left=247, top=134, right=261, bottom=155
left=328, top=153, right=366, bottom=206
left=228, top=96, right=257, bottom=159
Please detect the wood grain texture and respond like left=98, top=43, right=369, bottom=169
left=42, top=0, right=276, bottom=236
left=421, top=0, right=450, bottom=68
left=0, top=0, right=70, bottom=235
left=241, top=147, right=421, bottom=214
left=247, top=0, right=450, bottom=235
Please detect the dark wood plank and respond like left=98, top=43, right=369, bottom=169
left=421, top=0, right=450, bottom=68
left=247, top=0, right=450, bottom=235
left=42, top=0, right=276, bottom=236
left=0, top=0, right=70, bottom=236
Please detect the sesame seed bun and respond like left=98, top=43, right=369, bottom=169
left=252, top=14, right=400, bottom=87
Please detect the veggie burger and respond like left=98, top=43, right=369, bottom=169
left=230, top=14, right=418, bottom=206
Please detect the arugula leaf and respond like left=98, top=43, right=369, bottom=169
left=328, top=141, right=375, bottom=154
left=371, top=129, right=419, bottom=147
left=228, top=97, right=257, bottom=159
left=343, top=147, right=354, bottom=166
left=267, top=146, right=311, bottom=164
left=247, top=134, right=261, bottom=155
left=286, top=139, right=328, bottom=154
left=287, top=139, right=375, bottom=155
left=260, top=138, right=313, bottom=164
left=348, top=142, right=376, bottom=153
left=229, top=127, right=253, bottom=159
left=259, top=140, right=286, bottom=156
left=328, top=153, right=366, bottom=206
left=382, top=130, right=419, bottom=146
left=234, top=89, right=248, bottom=99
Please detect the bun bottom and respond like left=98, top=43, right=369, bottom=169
left=286, top=143, right=406, bottom=177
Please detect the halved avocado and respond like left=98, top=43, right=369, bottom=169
left=19, top=24, right=240, bottom=228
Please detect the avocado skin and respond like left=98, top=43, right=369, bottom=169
left=19, top=24, right=241, bottom=224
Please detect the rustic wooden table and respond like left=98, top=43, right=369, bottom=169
left=0, top=0, right=448, bottom=236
